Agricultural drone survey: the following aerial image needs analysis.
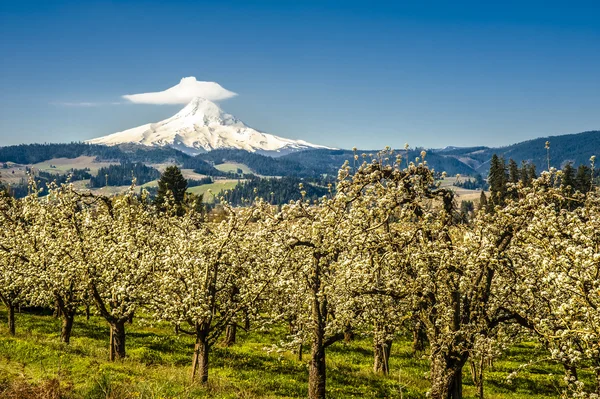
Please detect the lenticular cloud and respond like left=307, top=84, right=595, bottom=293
left=122, top=77, right=237, bottom=104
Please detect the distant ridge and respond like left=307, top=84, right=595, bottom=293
left=433, top=130, right=600, bottom=173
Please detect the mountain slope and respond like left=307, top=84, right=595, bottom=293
left=436, top=130, right=600, bottom=173
left=87, top=97, right=331, bottom=156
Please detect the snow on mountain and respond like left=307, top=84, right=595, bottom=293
left=87, top=97, right=331, bottom=155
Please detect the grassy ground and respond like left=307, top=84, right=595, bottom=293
left=187, top=180, right=241, bottom=203
left=0, top=307, right=568, bottom=399
left=31, top=156, right=118, bottom=175
left=438, top=176, right=486, bottom=203
left=214, top=162, right=253, bottom=175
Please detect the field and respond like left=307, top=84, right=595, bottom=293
left=0, top=306, right=564, bottom=399
left=186, top=180, right=241, bottom=202
left=214, top=162, right=254, bottom=175
left=32, top=156, right=118, bottom=175
left=438, top=176, right=485, bottom=202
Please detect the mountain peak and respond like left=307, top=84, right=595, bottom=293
left=87, top=99, right=332, bottom=155
left=172, top=97, right=228, bottom=122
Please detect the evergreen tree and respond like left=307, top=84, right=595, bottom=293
left=575, top=165, right=592, bottom=193
left=488, top=154, right=507, bottom=207
left=155, top=166, right=188, bottom=209
left=508, top=159, right=519, bottom=183
left=478, top=190, right=488, bottom=212
left=561, top=163, right=575, bottom=191
left=528, top=163, right=537, bottom=181
left=519, top=161, right=530, bottom=186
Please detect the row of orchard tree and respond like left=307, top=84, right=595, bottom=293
left=1, top=151, right=600, bottom=399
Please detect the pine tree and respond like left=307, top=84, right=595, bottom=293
left=519, top=161, right=530, bottom=186
left=561, top=163, right=575, bottom=191
left=508, top=159, right=519, bottom=183
left=478, top=190, right=488, bottom=212
left=528, top=163, right=537, bottom=182
left=488, top=154, right=507, bottom=207
left=575, top=165, right=592, bottom=193
left=155, top=166, right=188, bottom=211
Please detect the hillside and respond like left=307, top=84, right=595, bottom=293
left=1, top=129, right=599, bottom=202
left=436, top=130, right=600, bottom=173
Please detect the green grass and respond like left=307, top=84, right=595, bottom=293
left=31, top=156, right=118, bottom=175
left=0, top=307, right=570, bottom=399
left=214, top=163, right=253, bottom=175
left=187, top=180, right=241, bottom=203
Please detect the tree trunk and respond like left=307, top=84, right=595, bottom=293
left=592, top=359, right=600, bottom=395
left=244, top=312, right=250, bottom=331
left=85, top=304, right=90, bottom=321
left=61, top=312, right=75, bottom=344
left=344, top=324, right=354, bottom=343
left=430, top=354, right=465, bottom=399
left=223, top=323, right=236, bottom=346
left=309, top=339, right=326, bottom=399
left=297, top=343, right=303, bottom=361
left=7, top=303, right=15, bottom=336
left=109, top=321, right=126, bottom=361
left=191, top=331, right=210, bottom=383
left=469, top=357, right=485, bottom=399
left=412, top=320, right=426, bottom=356
left=53, top=298, right=61, bottom=319
left=127, top=312, right=134, bottom=324
left=373, top=339, right=393, bottom=375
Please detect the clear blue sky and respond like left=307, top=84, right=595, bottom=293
left=1, top=0, right=599, bottom=149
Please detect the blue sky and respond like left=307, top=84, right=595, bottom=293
left=0, top=0, right=599, bottom=149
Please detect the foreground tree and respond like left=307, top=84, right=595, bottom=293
left=84, top=189, right=156, bottom=360
left=0, top=192, right=30, bottom=336
left=21, top=183, right=92, bottom=343
left=150, top=200, right=279, bottom=383
left=506, top=170, right=600, bottom=397
left=341, top=151, right=533, bottom=399
left=263, top=175, right=361, bottom=399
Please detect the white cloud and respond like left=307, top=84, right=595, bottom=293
left=122, top=77, right=237, bottom=104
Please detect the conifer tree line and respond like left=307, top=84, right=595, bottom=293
left=89, top=162, right=161, bottom=188
left=2, top=151, right=600, bottom=399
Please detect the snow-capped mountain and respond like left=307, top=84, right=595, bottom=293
left=87, top=97, right=331, bottom=155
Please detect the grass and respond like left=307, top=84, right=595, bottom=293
left=214, top=163, right=253, bottom=175
left=0, top=307, right=572, bottom=399
left=187, top=180, right=241, bottom=203
left=31, top=156, right=118, bottom=175
left=438, top=176, right=486, bottom=202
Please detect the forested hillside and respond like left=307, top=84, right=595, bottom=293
left=221, top=176, right=330, bottom=205
left=437, top=130, right=600, bottom=173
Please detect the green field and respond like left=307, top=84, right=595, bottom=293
left=439, top=176, right=486, bottom=203
left=31, top=156, right=118, bottom=175
left=0, top=307, right=566, bottom=399
left=187, top=180, right=241, bottom=202
left=214, top=162, right=253, bottom=175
